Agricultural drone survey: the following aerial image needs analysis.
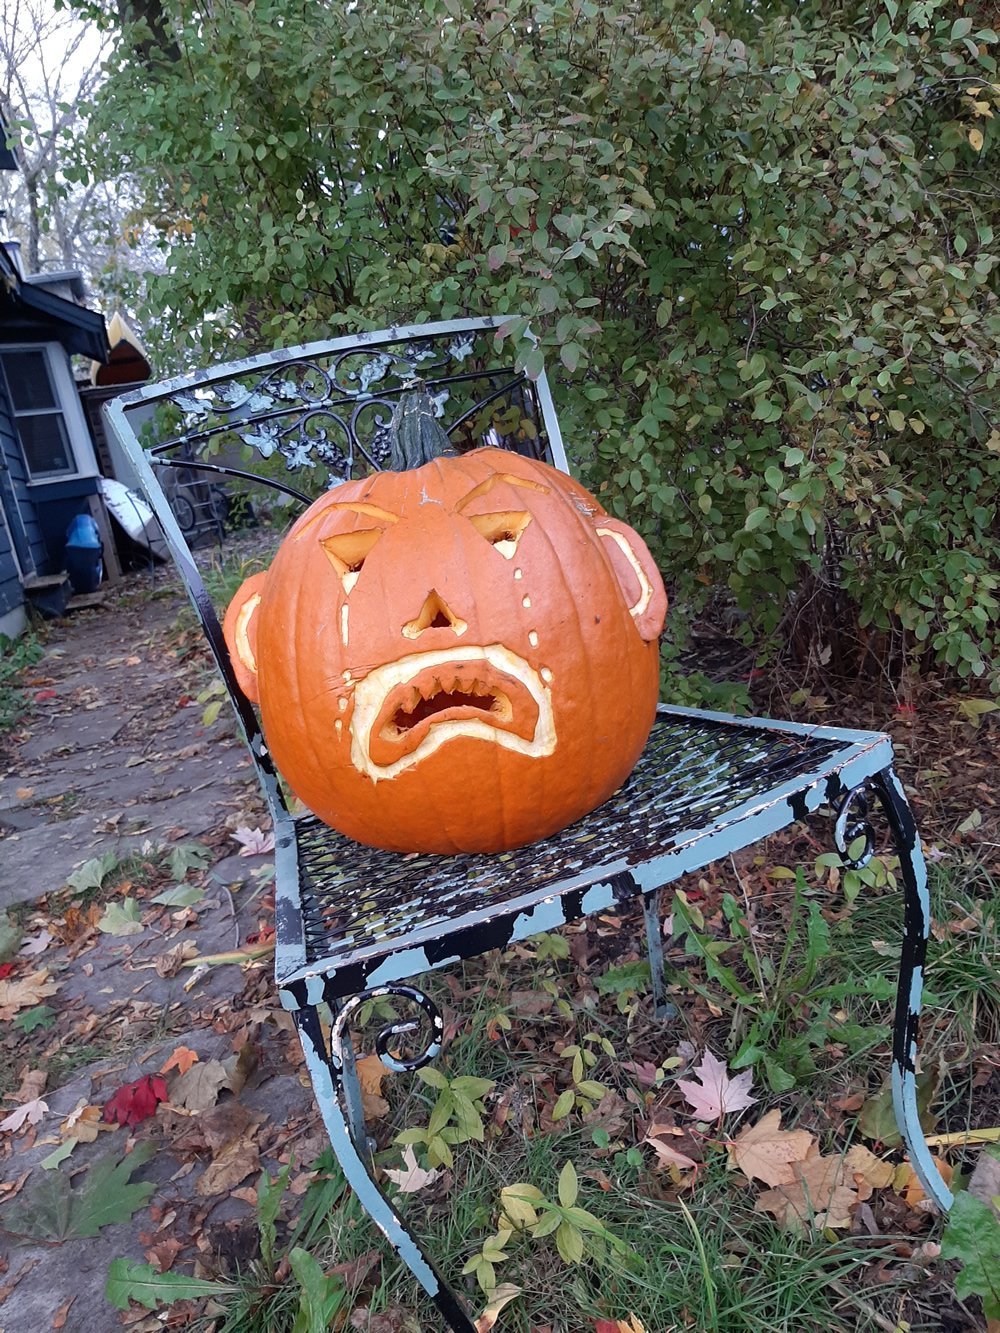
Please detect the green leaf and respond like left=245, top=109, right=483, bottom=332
left=14, top=1005, right=56, bottom=1034
left=551, top=1088, right=575, bottom=1121
left=941, top=1191, right=1000, bottom=1317
left=40, top=1140, right=77, bottom=1170
left=106, top=1257, right=229, bottom=1312
left=556, top=1220, right=584, bottom=1265
left=167, top=843, right=210, bottom=880
left=97, top=899, right=144, bottom=936
left=202, top=700, right=222, bottom=726
left=450, top=1076, right=495, bottom=1100
left=558, top=1160, right=579, bottom=1208
left=6, top=1142, right=157, bottom=1243
left=151, top=884, right=206, bottom=907
left=289, top=1246, right=346, bottom=1333
left=257, top=1164, right=291, bottom=1273
left=416, top=1065, right=449, bottom=1091
left=66, top=852, right=119, bottom=894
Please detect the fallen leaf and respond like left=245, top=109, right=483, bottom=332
left=150, top=884, right=206, bottom=907
left=895, top=1156, right=954, bottom=1212
left=160, top=1046, right=199, bottom=1077
left=232, top=826, right=275, bottom=856
left=20, top=931, right=53, bottom=957
left=0, top=1258, right=38, bottom=1306
left=843, top=1144, right=894, bottom=1200
left=727, top=1109, right=814, bottom=1186
left=195, top=1132, right=261, bottom=1196
left=676, top=1050, right=756, bottom=1120
left=62, top=1102, right=105, bottom=1143
left=0, top=1098, right=49, bottom=1133
left=16, top=1068, right=47, bottom=1101
left=474, top=1283, right=522, bottom=1332
left=383, top=1145, right=441, bottom=1194
left=97, top=899, right=145, bottom=936
left=4, top=1142, right=158, bottom=1242
left=356, top=1053, right=392, bottom=1099
left=755, top=1148, right=858, bottom=1231
left=167, top=1059, right=230, bottom=1112
left=41, top=1140, right=77, bottom=1170
left=103, top=1075, right=168, bottom=1127
left=155, top=941, right=200, bottom=977
left=968, top=1147, right=1000, bottom=1221
left=350, top=1308, right=421, bottom=1333
left=0, top=968, right=62, bottom=1018
left=52, top=1294, right=75, bottom=1328
left=144, top=1236, right=184, bottom=1273
left=16, top=787, right=33, bottom=800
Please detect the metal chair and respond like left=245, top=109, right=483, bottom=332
left=105, top=316, right=951, bottom=1333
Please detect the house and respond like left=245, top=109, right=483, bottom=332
left=0, top=237, right=110, bottom=638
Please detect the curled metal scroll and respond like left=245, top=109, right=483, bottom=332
left=330, top=985, right=443, bottom=1074
left=834, top=783, right=876, bottom=870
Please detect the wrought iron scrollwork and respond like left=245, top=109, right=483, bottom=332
left=330, top=985, right=443, bottom=1074
left=834, top=783, right=876, bottom=869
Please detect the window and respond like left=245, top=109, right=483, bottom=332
left=0, top=349, right=75, bottom=477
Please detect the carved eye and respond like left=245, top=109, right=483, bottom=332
left=467, top=511, right=531, bottom=559
left=321, top=528, right=385, bottom=593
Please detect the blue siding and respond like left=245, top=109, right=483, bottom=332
left=0, top=378, right=32, bottom=616
left=0, top=403, right=45, bottom=574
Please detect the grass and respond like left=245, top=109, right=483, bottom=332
left=0, top=629, right=44, bottom=733
left=85, top=817, right=998, bottom=1330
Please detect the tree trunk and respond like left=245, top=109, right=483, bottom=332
left=25, top=172, right=40, bottom=274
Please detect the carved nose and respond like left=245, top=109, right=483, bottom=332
left=402, top=590, right=468, bottom=639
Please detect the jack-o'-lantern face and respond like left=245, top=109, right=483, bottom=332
left=224, top=447, right=666, bottom=854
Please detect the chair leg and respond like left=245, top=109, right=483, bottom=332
left=871, top=766, right=954, bottom=1212
left=293, top=1004, right=478, bottom=1333
left=643, top=888, right=675, bottom=1020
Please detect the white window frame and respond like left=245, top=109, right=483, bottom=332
left=0, top=342, right=98, bottom=485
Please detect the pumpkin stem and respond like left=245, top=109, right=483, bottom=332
left=389, top=387, right=457, bottom=471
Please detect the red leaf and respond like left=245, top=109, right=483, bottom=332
left=594, top=1323, right=620, bottom=1333
left=0, top=963, right=14, bottom=979
left=103, top=1074, right=168, bottom=1127
left=33, top=689, right=57, bottom=701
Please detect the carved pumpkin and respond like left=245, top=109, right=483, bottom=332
left=223, top=392, right=667, bottom=854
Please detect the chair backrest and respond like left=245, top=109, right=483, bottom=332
left=103, top=316, right=567, bottom=813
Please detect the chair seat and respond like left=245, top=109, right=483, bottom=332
left=275, top=705, right=891, bottom=1005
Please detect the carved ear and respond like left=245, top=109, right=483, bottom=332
left=596, top=519, right=668, bottom=643
left=223, top=571, right=268, bottom=703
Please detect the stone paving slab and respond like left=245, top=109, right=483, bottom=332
left=0, top=575, right=303, bottom=1333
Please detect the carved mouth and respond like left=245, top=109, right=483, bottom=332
left=350, top=646, right=556, bottom=782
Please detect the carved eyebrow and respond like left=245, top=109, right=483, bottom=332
left=454, top=473, right=549, bottom=513
left=294, top=500, right=399, bottom=540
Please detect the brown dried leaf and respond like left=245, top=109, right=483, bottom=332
left=755, top=1149, right=858, bottom=1231
left=0, top=1258, right=38, bottom=1307
left=143, top=1236, right=184, bottom=1274
left=195, top=1133, right=261, bottom=1196
left=582, top=1091, right=629, bottom=1137
left=0, top=968, right=61, bottom=1018
left=168, top=1059, right=230, bottom=1113
left=843, top=1144, right=894, bottom=1201
left=155, top=942, right=200, bottom=978
left=356, top=1053, right=392, bottom=1099
left=51, top=1295, right=76, bottom=1328
left=727, top=1109, right=814, bottom=1187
